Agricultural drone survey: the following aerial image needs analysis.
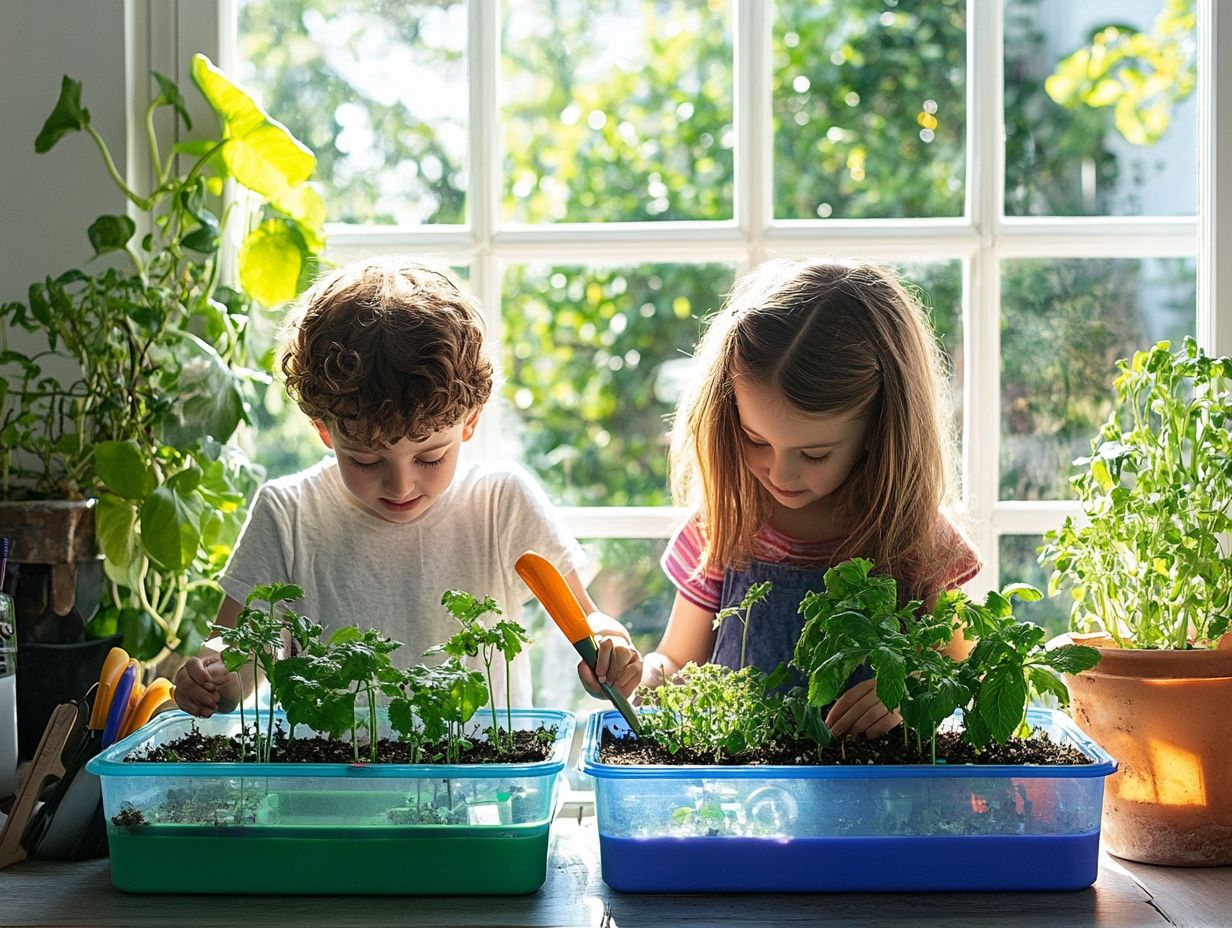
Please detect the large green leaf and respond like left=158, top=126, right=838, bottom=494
left=976, top=664, right=1029, bottom=743
left=239, top=220, right=303, bottom=307
left=94, top=440, right=157, bottom=499
left=96, top=492, right=139, bottom=570
left=34, top=75, right=90, bottom=152
left=140, top=487, right=202, bottom=572
left=271, top=184, right=326, bottom=252
left=155, top=333, right=245, bottom=448
left=117, top=607, right=167, bottom=661
left=190, top=53, right=315, bottom=199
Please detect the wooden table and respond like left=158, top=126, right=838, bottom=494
left=1, top=817, right=1229, bottom=928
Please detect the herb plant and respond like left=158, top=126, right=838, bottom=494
left=635, top=558, right=1101, bottom=765
left=212, top=583, right=538, bottom=765
left=637, top=661, right=789, bottom=761
left=221, top=583, right=403, bottom=762
left=1040, top=339, right=1232, bottom=649
left=387, top=660, right=488, bottom=765
left=796, top=559, right=1101, bottom=760
left=429, top=590, right=531, bottom=753
left=0, top=55, right=324, bottom=666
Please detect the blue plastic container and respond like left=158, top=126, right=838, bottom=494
left=87, top=708, right=573, bottom=894
left=580, top=706, right=1116, bottom=892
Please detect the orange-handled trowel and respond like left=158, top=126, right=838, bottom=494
left=515, top=551, right=641, bottom=736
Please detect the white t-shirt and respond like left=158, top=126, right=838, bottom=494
left=220, top=454, right=586, bottom=707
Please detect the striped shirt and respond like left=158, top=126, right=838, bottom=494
left=661, top=511, right=982, bottom=613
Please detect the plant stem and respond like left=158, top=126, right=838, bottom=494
left=144, top=99, right=164, bottom=187
left=85, top=124, right=149, bottom=209
left=369, top=684, right=378, bottom=762
left=505, top=662, right=513, bottom=752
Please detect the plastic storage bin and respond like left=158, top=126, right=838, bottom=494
left=87, top=707, right=573, bottom=894
left=581, top=706, right=1116, bottom=892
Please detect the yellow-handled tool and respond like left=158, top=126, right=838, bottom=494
left=515, top=551, right=641, bottom=736
left=117, top=678, right=175, bottom=740
left=88, top=647, right=130, bottom=731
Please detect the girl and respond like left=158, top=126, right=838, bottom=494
left=643, top=258, right=980, bottom=738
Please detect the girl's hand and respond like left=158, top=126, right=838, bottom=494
left=824, top=676, right=902, bottom=739
left=173, top=654, right=240, bottom=718
left=579, top=634, right=644, bottom=699
left=638, top=652, right=677, bottom=692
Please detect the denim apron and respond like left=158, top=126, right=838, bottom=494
left=713, top=560, right=872, bottom=697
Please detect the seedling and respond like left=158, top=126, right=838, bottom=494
left=217, top=582, right=304, bottom=762
left=713, top=581, right=771, bottom=670
left=386, top=659, right=488, bottom=764
left=430, top=590, right=531, bottom=753
left=637, top=661, right=792, bottom=761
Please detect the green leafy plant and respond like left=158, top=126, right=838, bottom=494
left=1040, top=339, right=1232, bottom=650
left=218, top=582, right=304, bottom=763
left=796, top=559, right=1101, bottom=760
left=636, top=558, right=1102, bottom=766
left=429, top=590, right=531, bottom=753
left=216, top=583, right=536, bottom=766
left=220, top=583, right=404, bottom=763
left=637, top=661, right=790, bottom=761
left=387, top=660, right=489, bottom=765
left=0, top=54, right=324, bottom=667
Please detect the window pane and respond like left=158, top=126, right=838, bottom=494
left=1000, top=257, right=1196, bottom=500
left=1004, top=0, right=1197, bottom=217
left=501, top=263, right=735, bottom=505
left=500, top=0, right=734, bottom=223
left=773, top=0, right=966, bottom=219
left=999, top=535, right=1070, bottom=640
left=528, top=537, right=672, bottom=715
left=237, top=0, right=468, bottom=225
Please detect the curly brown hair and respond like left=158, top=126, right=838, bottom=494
left=280, top=257, right=494, bottom=447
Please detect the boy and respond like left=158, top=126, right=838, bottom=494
left=174, top=257, right=641, bottom=715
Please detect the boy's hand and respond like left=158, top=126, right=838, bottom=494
left=824, top=676, right=902, bottom=739
left=173, top=654, right=241, bottom=718
left=579, top=634, right=643, bottom=700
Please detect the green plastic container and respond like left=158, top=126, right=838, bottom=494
left=86, top=708, right=573, bottom=894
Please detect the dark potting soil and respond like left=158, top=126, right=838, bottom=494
left=599, top=728, right=1092, bottom=767
left=128, top=724, right=558, bottom=765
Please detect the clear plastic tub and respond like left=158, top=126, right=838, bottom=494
left=580, top=706, right=1116, bottom=892
left=87, top=707, right=573, bottom=894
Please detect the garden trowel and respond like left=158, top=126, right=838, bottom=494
left=515, top=551, right=641, bottom=736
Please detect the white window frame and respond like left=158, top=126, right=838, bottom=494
left=134, top=0, right=1230, bottom=592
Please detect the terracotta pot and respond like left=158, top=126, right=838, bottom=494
left=1066, top=646, right=1232, bottom=865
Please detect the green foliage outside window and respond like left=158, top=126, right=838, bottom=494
left=232, top=0, right=1198, bottom=667
left=772, top=0, right=967, bottom=219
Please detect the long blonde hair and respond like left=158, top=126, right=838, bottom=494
left=670, top=258, right=958, bottom=603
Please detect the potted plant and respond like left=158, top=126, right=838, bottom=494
left=582, top=560, right=1113, bottom=892
left=1040, top=337, right=1232, bottom=865
left=0, top=54, right=324, bottom=749
left=86, top=586, right=574, bottom=895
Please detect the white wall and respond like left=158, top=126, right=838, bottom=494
left=0, top=1, right=128, bottom=305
